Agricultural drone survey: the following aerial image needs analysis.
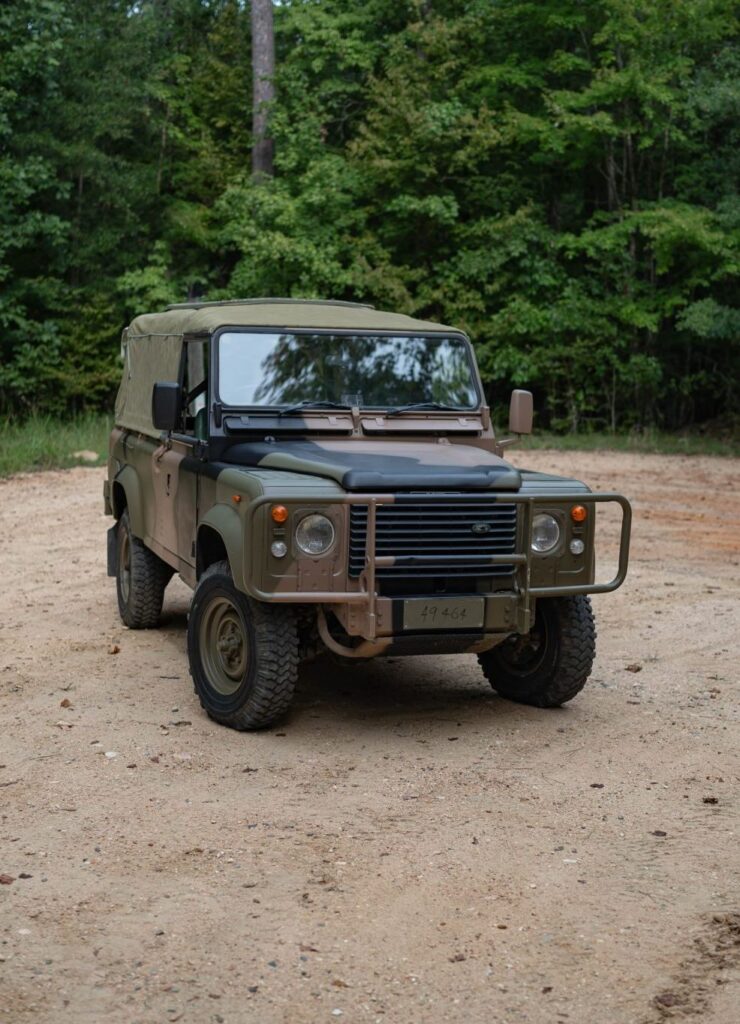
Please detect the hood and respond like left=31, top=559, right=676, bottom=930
left=221, top=439, right=521, bottom=492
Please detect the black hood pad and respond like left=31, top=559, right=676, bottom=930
left=222, top=440, right=521, bottom=492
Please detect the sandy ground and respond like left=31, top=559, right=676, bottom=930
left=0, top=451, right=738, bottom=1024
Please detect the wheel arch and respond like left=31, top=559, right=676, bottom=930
left=111, top=465, right=145, bottom=538
left=197, top=504, right=247, bottom=591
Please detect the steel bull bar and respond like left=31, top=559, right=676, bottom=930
left=243, top=493, right=632, bottom=646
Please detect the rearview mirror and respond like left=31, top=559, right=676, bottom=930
left=508, top=389, right=533, bottom=435
left=152, top=381, right=182, bottom=432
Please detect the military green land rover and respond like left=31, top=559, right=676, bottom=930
left=105, top=299, right=631, bottom=730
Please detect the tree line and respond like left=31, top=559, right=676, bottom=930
left=1, top=0, right=738, bottom=432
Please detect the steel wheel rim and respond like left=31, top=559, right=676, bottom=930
left=119, top=529, right=131, bottom=604
left=199, top=595, right=249, bottom=696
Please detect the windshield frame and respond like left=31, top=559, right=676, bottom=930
left=211, top=325, right=483, bottom=413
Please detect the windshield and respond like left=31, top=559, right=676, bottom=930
left=216, top=332, right=479, bottom=410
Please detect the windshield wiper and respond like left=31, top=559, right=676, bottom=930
left=278, top=399, right=352, bottom=416
left=384, top=401, right=465, bottom=416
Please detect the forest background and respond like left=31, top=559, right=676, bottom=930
left=1, top=0, right=738, bottom=442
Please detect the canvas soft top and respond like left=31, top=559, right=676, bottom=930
left=126, top=298, right=458, bottom=338
left=115, top=299, right=460, bottom=436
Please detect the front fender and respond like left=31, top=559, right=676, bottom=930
left=112, top=464, right=146, bottom=539
left=197, top=503, right=247, bottom=592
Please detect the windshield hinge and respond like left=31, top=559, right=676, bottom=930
left=339, top=392, right=362, bottom=434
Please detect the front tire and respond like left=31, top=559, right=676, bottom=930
left=116, top=510, right=172, bottom=629
left=188, top=561, right=299, bottom=730
left=479, top=596, right=596, bottom=707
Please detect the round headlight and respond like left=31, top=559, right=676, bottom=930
left=295, top=513, right=335, bottom=556
left=531, top=513, right=560, bottom=553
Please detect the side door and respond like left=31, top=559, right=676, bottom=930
left=150, top=337, right=209, bottom=582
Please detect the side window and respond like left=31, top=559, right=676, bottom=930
left=184, top=340, right=209, bottom=440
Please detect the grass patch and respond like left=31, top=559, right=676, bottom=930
left=520, top=428, right=739, bottom=457
left=0, top=413, right=112, bottom=478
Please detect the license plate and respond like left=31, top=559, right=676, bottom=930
left=402, top=597, right=485, bottom=631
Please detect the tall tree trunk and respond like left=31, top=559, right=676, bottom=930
left=251, top=0, right=275, bottom=178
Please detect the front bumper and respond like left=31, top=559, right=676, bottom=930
left=243, top=492, right=632, bottom=647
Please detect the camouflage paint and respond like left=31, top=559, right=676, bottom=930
left=106, top=300, right=631, bottom=656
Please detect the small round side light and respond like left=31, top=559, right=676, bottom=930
left=271, top=504, right=289, bottom=523
left=571, top=505, right=587, bottom=523
left=270, top=541, right=288, bottom=559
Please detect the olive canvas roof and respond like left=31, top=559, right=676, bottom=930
left=116, top=300, right=461, bottom=437
left=126, top=299, right=459, bottom=338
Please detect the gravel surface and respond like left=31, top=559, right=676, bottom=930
left=1, top=452, right=738, bottom=1024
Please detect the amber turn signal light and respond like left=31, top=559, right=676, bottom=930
left=571, top=505, right=587, bottom=523
left=271, top=504, right=289, bottom=523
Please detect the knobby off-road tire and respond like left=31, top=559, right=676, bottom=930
left=116, top=510, right=173, bottom=629
left=478, top=595, right=596, bottom=708
left=188, top=560, right=299, bottom=730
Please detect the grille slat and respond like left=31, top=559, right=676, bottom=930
left=350, top=529, right=517, bottom=540
left=359, top=533, right=517, bottom=541
left=349, top=498, right=518, bottom=583
left=351, top=511, right=517, bottom=520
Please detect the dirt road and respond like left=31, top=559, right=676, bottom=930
left=1, top=452, right=738, bottom=1024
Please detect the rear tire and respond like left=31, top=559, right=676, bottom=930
left=116, top=510, right=172, bottom=629
left=188, top=561, right=299, bottom=730
left=479, top=596, right=596, bottom=707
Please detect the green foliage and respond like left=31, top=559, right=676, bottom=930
left=0, top=0, right=737, bottom=432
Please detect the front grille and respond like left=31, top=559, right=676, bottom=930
left=349, top=498, right=518, bottom=582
